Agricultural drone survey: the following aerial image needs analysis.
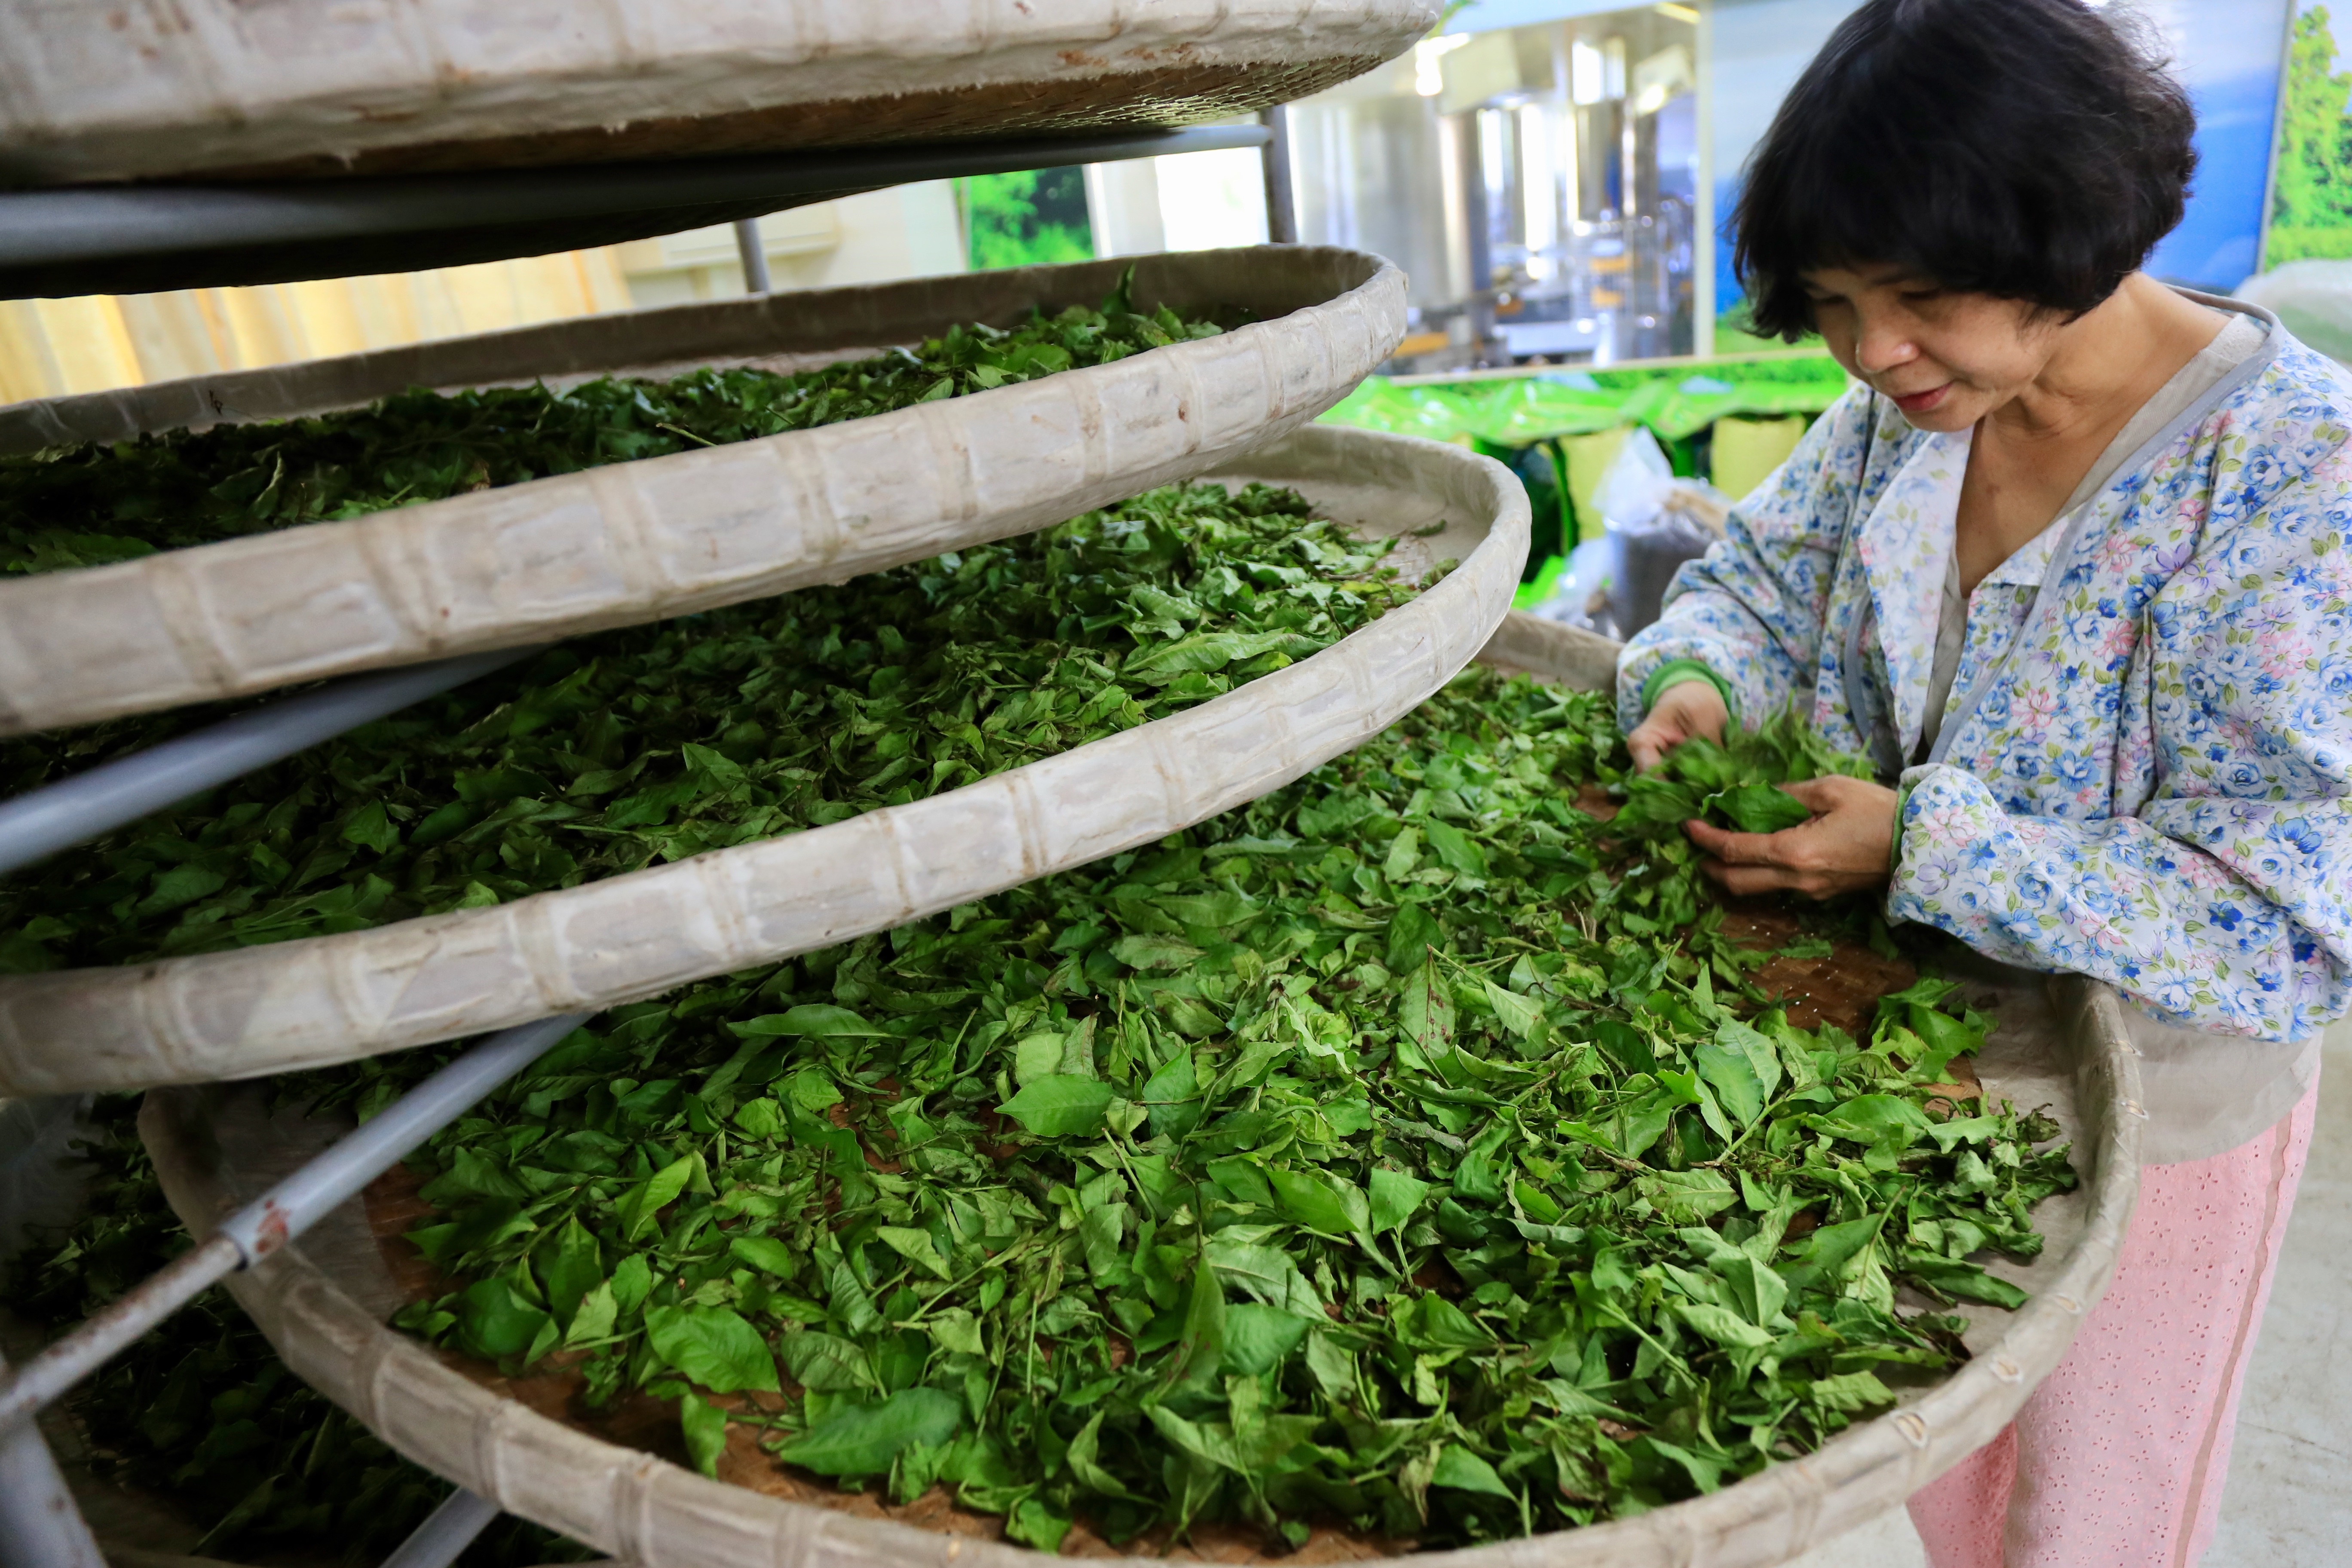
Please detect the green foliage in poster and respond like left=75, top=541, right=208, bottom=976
left=961, top=167, right=1095, bottom=270
left=2268, top=7, right=2352, bottom=264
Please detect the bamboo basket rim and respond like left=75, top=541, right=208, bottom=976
left=0, top=0, right=1437, bottom=186
left=0, top=423, right=1524, bottom=1096
left=0, top=246, right=1404, bottom=736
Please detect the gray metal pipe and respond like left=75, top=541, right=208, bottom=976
left=0, top=1357, right=106, bottom=1568
left=380, top=1486, right=503, bottom=1568
left=1260, top=105, right=1298, bottom=245
left=734, top=217, right=772, bottom=294
left=0, top=645, right=538, bottom=880
left=0, top=125, right=1274, bottom=273
left=0, top=1011, right=589, bottom=1436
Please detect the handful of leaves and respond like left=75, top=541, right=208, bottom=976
left=1597, top=712, right=1884, bottom=940
left=0, top=480, right=1416, bottom=973
left=312, top=673, right=2065, bottom=1554
left=1615, top=711, right=1877, bottom=837
left=0, top=270, right=1226, bottom=577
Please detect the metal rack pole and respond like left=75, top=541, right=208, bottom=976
left=0, top=123, right=1272, bottom=298
left=1261, top=105, right=1298, bottom=245
left=734, top=217, right=772, bottom=294
left=379, top=1487, right=503, bottom=1568
left=0, top=1010, right=591, bottom=1438
left=0, top=1357, right=105, bottom=1568
left=0, top=646, right=538, bottom=879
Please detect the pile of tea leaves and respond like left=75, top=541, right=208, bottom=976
left=0, top=479, right=1415, bottom=973
left=0, top=269, right=1225, bottom=577
left=295, top=671, right=2070, bottom=1554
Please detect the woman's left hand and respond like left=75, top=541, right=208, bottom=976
left=1684, top=775, right=1900, bottom=898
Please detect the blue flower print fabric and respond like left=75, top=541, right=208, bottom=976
left=1619, top=329, right=2352, bottom=1043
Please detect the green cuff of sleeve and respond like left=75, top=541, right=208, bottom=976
left=1890, top=783, right=1914, bottom=876
left=1641, top=659, right=1738, bottom=722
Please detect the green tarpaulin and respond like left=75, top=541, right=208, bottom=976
left=1318, top=354, right=1850, bottom=600
left=1317, top=353, right=1848, bottom=446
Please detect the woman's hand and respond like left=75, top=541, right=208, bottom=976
left=1684, top=775, right=1899, bottom=898
left=1626, top=680, right=1730, bottom=771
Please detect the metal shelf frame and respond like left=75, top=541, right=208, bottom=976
left=0, top=647, right=539, bottom=881
left=0, top=123, right=1271, bottom=298
left=0, top=113, right=1305, bottom=1568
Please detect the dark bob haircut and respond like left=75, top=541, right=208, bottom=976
left=1731, top=0, right=2197, bottom=341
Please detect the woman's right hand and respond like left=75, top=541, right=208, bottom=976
left=1626, top=679, right=1729, bottom=771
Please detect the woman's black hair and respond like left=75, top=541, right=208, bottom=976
left=1731, top=0, right=2198, bottom=340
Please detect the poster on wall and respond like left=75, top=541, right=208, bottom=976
left=2266, top=3, right=2352, bottom=267
left=2239, top=2, right=2352, bottom=358
left=2136, top=0, right=2291, bottom=291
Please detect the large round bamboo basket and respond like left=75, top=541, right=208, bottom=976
left=0, top=423, right=1524, bottom=1097
left=0, top=248, right=1404, bottom=738
left=0, top=0, right=1435, bottom=186
left=136, top=623, right=2145, bottom=1567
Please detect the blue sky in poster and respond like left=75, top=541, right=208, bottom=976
left=2142, top=0, right=2292, bottom=287
left=1710, top=0, right=2291, bottom=307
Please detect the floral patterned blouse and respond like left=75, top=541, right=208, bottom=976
left=1619, top=310, right=2352, bottom=1046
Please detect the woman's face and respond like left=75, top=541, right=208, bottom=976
left=1801, top=264, right=2061, bottom=432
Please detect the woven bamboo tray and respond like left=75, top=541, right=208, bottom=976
left=0, top=423, right=1523, bottom=1097
left=0, top=247, right=1404, bottom=738
left=136, top=628, right=2144, bottom=1567
left=0, top=0, right=1434, bottom=187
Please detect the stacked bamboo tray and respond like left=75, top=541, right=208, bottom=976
left=0, top=3, right=2145, bottom=1563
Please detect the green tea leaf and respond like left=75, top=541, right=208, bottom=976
left=729, top=1235, right=799, bottom=1277
left=1139, top=1047, right=1204, bottom=1138
left=680, top=1396, right=729, bottom=1478
left=1900, top=1255, right=2030, bottom=1309
left=1712, top=782, right=1811, bottom=833
left=999, top=1075, right=1116, bottom=1137
left=1692, top=1038, right=1766, bottom=1126
left=1398, top=964, right=1456, bottom=1057
left=756, top=1004, right=886, bottom=1038
left=644, top=1305, right=779, bottom=1393
left=456, top=1278, right=546, bottom=1360
left=779, top=1330, right=875, bottom=1393
left=1481, top=979, right=1543, bottom=1041
left=1368, top=1167, right=1433, bottom=1233
left=1112, top=934, right=1202, bottom=971
left=1267, top=1166, right=1371, bottom=1242
left=1430, top=1445, right=1513, bottom=1498
left=616, top=1155, right=695, bottom=1241
left=774, top=1387, right=962, bottom=1476
left=1673, top=1301, right=1776, bottom=1349
left=564, top=1280, right=617, bottom=1348
left=537, top=1217, right=603, bottom=1326
left=1221, top=1304, right=1311, bottom=1376
left=876, top=1225, right=952, bottom=1281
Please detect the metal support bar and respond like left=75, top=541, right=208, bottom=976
left=380, top=1486, right=503, bottom=1568
left=0, top=1357, right=105, bottom=1568
left=0, top=1011, right=590, bottom=1437
left=0, top=123, right=1273, bottom=297
left=733, top=217, right=772, bottom=294
left=1260, top=105, right=1297, bottom=245
left=0, top=645, right=538, bottom=879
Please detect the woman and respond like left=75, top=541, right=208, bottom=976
left=1618, top=1, right=2344, bottom=1562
